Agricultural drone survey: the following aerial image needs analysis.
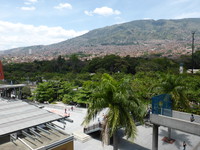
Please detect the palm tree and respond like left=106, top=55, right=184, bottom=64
left=82, top=73, right=146, bottom=150
left=154, top=74, right=189, bottom=110
left=152, top=74, right=189, bottom=139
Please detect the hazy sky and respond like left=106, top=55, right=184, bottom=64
left=0, top=0, right=200, bottom=50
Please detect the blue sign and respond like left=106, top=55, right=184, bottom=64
left=152, top=94, right=172, bottom=117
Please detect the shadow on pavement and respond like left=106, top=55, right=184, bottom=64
left=119, top=138, right=150, bottom=150
left=159, top=128, right=191, bottom=150
left=89, top=131, right=102, bottom=140
left=87, top=129, right=150, bottom=150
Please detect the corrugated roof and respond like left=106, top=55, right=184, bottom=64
left=0, top=98, right=64, bottom=136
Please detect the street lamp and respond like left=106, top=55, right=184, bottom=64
left=191, top=31, right=195, bottom=74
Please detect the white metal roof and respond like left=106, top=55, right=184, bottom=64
left=0, top=98, right=64, bottom=136
left=0, top=84, right=26, bottom=89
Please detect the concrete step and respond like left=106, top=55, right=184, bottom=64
left=73, top=130, right=91, bottom=143
left=145, top=121, right=153, bottom=127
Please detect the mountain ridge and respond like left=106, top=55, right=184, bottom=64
left=1, top=18, right=200, bottom=62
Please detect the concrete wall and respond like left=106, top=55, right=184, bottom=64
left=172, top=110, right=200, bottom=123
left=150, top=114, right=200, bottom=136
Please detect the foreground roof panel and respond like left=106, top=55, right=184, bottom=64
left=0, top=98, right=64, bottom=136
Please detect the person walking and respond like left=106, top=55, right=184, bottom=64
left=147, top=107, right=151, bottom=121
left=190, top=114, right=195, bottom=122
left=183, top=141, right=186, bottom=150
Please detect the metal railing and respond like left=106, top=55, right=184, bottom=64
left=83, top=123, right=103, bottom=134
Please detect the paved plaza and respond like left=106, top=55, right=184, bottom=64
left=44, top=103, right=200, bottom=150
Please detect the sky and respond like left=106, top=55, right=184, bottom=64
left=0, top=0, right=200, bottom=50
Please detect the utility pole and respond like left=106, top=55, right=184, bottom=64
left=192, top=32, right=195, bottom=74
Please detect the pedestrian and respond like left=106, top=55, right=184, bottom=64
left=190, top=114, right=195, bottom=122
left=71, top=106, right=74, bottom=111
left=147, top=107, right=151, bottom=120
left=65, top=108, right=67, bottom=113
left=183, top=141, right=186, bottom=150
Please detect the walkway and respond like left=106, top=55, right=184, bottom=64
left=44, top=104, right=200, bottom=150
left=150, top=111, right=200, bottom=150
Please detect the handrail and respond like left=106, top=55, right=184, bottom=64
left=84, top=123, right=102, bottom=133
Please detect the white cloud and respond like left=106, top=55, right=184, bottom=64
left=24, top=2, right=32, bottom=5
left=23, top=0, right=37, bottom=7
left=174, top=12, right=200, bottom=19
left=24, top=0, right=38, bottom=5
left=84, top=6, right=121, bottom=16
left=26, top=0, right=38, bottom=3
left=54, top=3, right=72, bottom=10
left=84, top=11, right=93, bottom=16
left=0, top=20, right=88, bottom=50
left=170, top=0, right=190, bottom=5
left=20, top=6, right=36, bottom=11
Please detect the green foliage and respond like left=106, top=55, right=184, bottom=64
left=3, top=54, right=181, bottom=83
left=133, top=72, right=161, bottom=103
left=21, top=86, right=31, bottom=99
left=177, top=51, right=200, bottom=70
left=73, top=80, right=97, bottom=105
left=135, top=58, right=178, bottom=73
left=152, top=74, right=189, bottom=111
left=33, top=80, right=76, bottom=104
left=183, top=74, right=200, bottom=114
left=3, top=53, right=200, bottom=116
left=62, top=94, right=74, bottom=104
left=82, top=73, right=146, bottom=149
left=33, top=82, right=57, bottom=103
left=58, top=81, right=76, bottom=103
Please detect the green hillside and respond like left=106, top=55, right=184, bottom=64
left=59, top=18, right=200, bottom=46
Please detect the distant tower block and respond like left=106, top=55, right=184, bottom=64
left=179, top=63, right=183, bottom=74
left=29, top=49, right=32, bottom=55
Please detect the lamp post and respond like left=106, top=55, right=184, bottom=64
left=192, top=32, right=195, bottom=74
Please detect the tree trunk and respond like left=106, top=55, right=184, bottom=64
left=113, top=130, right=118, bottom=150
left=104, top=124, right=110, bottom=145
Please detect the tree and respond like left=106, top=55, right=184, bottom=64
left=21, top=86, right=31, bottom=99
left=57, top=81, right=76, bottom=104
left=133, top=72, right=161, bottom=103
left=135, top=58, right=178, bottom=73
left=183, top=75, right=200, bottom=115
left=73, top=80, right=97, bottom=106
left=153, top=74, right=189, bottom=111
left=67, top=54, right=84, bottom=73
left=152, top=73, right=190, bottom=140
left=82, top=73, right=146, bottom=150
left=55, top=55, right=66, bottom=73
left=33, top=81, right=57, bottom=103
